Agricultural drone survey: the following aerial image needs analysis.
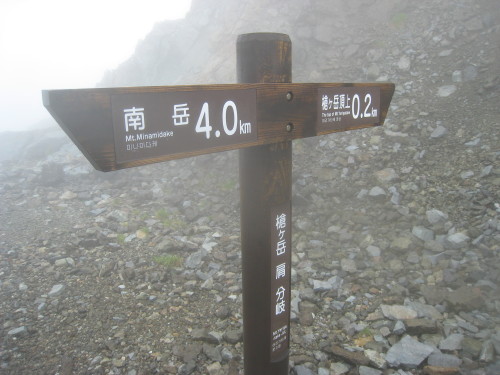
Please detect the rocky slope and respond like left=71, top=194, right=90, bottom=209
left=1, top=0, right=499, bottom=374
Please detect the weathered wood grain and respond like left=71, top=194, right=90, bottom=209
left=43, top=82, right=394, bottom=171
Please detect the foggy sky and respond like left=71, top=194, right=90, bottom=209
left=0, top=0, right=191, bottom=133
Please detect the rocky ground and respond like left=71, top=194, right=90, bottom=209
left=1, top=0, right=499, bottom=374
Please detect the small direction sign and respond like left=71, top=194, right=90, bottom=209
left=318, top=86, right=381, bottom=132
left=43, top=82, right=394, bottom=172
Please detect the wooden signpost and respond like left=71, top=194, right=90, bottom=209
left=43, top=33, right=394, bottom=375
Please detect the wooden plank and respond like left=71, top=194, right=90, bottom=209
left=42, top=82, right=394, bottom=171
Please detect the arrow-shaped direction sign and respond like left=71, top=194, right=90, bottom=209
left=43, top=82, right=394, bottom=171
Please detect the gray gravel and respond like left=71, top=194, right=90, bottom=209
left=1, top=0, right=499, bottom=374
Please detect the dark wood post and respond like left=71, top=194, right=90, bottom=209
left=237, top=33, right=292, bottom=375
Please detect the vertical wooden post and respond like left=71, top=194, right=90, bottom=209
left=237, top=33, right=292, bottom=375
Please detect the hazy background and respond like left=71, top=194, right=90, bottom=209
left=0, top=0, right=191, bottom=133
left=0, top=1, right=498, bottom=374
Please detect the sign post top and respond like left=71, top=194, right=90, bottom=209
left=43, top=82, right=394, bottom=172
left=237, top=32, right=291, bottom=43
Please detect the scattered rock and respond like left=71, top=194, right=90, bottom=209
left=423, top=366, right=460, bottom=375
left=386, top=335, right=434, bottom=368
left=328, top=345, right=370, bottom=366
left=437, top=85, right=457, bottom=97
left=430, top=125, right=448, bottom=138
left=48, top=284, right=65, bottom=297
left=420, top=285, right=448, bottom=305
left=446, top=286, right=485, bottom=311
left=185, top=250, right=207, bottom=269
left=412, top=226, right=435, bottom=242
left=397, top=55, right=411, bottom=71
left=191, top=328, right=219, bottom=344
left=359, top=366, right=382, bottom=375
left=294, top=364, right=315, bottom=375
left=223, top=329, right=243, bottom=344
left=428, top=353, right=462, bottom=368
left=405, top=319, right=438, bottom=334
left=60, top=191, right=78, bottom=200
left=340, top=258, right=357, bottom=273
left=426, top=209, right=448, bottom=225
left=445, top=232, right=470, bottom=249
left=480, top=341, right=496, bottom=362
left=391, top=236, right=414, bottom=252
left=381, top=305, right=418, bottom=320
left=330, top=362, right=351, bottom=375
left=55, top=257, right=75, bottom=267
left=369, top=186, right=387, bottom=198
left=374, top=168, right=399, bottom=183
left=393, top=320, right=406, bottom=335
left=440, top=334, right=464, bottom=351
left=8, top=326, right=28, bottom=337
